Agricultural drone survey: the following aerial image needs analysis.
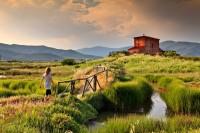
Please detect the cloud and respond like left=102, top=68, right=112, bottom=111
left=0, top=0, right=200, bottom=49
left=76, top=0, right=135, bottom=35
left=77, top=0, right=200, bottom=40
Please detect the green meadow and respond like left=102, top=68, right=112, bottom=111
left=0, top=54, right=200, bottom=132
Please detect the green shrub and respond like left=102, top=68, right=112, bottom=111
left=84, top=92, right=106, bottom=112
left=161, top=50, right=179, bottom=57
left=47, top=104, right=84, bottom=124
left=61, top=58, right=77, bottom=66
left=0, top=123, right=40, bottom=133
left=51, top=113, right=80, bottom=133
left=158, top=77, right=200, bottom=114
left=53, top=95, right=98, bottom=122
left=109, top=51, right=130, bottom=57
left=24, top=95, right=97, bottom=133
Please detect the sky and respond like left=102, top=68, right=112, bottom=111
left=0, top=0, right=200, bottom=49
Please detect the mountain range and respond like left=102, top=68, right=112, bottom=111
left=77, top=41, right=200, bottom=57
left=77, top=46, right=130, bottom=57
left=160, top=41, right=200, bottom=57
left=0, top=41, right=199, bottom=61
left=0, top=43, right=98, bottom=61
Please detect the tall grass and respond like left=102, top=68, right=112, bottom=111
left=104, top=78, right=153, bottom=112
left=84, top=78, right=153, bottom=112
left=91, top=115, right=200, bottom=133
left=0, top=80, right=48, bottom=97
left=158, top=77, right=200, bottom=114
left=0, top=95, right=97, bottom=133
left=123, top=55, right=200, bottom=74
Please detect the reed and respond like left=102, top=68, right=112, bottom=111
left=92, top=115, right=200, bottom=133
left=84, top=78, right=153, bottom=112
left=158, top=77, right=200, bottom=114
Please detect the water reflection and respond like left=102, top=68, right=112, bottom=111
left=87, top=92, right=167, bottom=130
left=148, top=92, right=167, bottom=119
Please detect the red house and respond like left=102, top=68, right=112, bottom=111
left=128, top=35, right=162, bottom=55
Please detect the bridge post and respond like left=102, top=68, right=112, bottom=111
left=93, top=75, right=97, bottom=91
left=70, top=81, right=75, bottom=95
left=82, top=79, right=88, bottom=97
left=106, top=70, right=108, bottom=83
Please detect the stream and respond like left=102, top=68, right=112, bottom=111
left=88, top=92, right=167, bottom=131
left=148, top=92, right=167, bottom=119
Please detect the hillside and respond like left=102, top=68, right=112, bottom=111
left=160, top=41, right=200, bottom=57
left=0, top=43, right=99, bottom=61
left=77, top=41, right=200, bottom=57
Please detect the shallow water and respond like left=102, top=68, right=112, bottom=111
left=148, top=92, right=167, bottom=119
left=88, top=92, right=167, bottom=130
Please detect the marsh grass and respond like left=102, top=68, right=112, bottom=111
left=0, top=80, right=45, bottom=97
left=104, top=78, right=153, bottom=112
left=92, top=115, right=200, bottom=133
left=158, top=77, right=200, bottom=114
left=84, top=78, right=153, bottom=112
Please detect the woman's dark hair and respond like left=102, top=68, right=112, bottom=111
left=45, top=67, right=51, bottom=75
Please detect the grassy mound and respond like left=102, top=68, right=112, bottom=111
left=0, top=95, right=98, bottom=133
left=84, top=78, right=153, bottom=112
left=158, top=77, right=200, bottom=114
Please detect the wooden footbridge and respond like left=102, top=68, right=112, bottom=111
left=57, top=66, right=111, bottom=97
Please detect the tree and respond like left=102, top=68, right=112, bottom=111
left=161, top=50, right=179, bottom=57
left=61, top=58, right=76, bottom=66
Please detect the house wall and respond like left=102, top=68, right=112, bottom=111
left=134, top=38, right=145, bottom=48
left=130, top=36, right=160, bottom=55
left=144, top=38, right=160, bottom=54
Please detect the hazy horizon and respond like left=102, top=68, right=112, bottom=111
left=0, top=0, right=200, bottom=49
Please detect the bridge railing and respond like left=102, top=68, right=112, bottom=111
left=57, top=66, right=110, bottom=97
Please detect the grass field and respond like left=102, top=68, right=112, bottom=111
left=91, top=115, right=200, bottom=133
left=0, top=54, right=200, bottom=132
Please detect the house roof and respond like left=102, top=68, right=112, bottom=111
left=134, top=35, right=160, bottom=40
left=128, top=47, right=144, bottom=50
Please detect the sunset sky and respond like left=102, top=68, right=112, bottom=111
left=0, top=0, right=200, bottom=49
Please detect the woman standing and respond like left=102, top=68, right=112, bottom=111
left=40, top=67, right=53, bottom=99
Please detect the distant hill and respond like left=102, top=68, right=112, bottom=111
left=160, top=41, right=200, bottom=57
left=0, top=41, right=199, bottom=61
left=0, top=43, right=99, bottom=61
left=77, top=46, right=130, bottom=57
left=77, top=41, right=200, bottom=57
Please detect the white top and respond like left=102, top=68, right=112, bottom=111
left=43, top=73, right=52, bottom=90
